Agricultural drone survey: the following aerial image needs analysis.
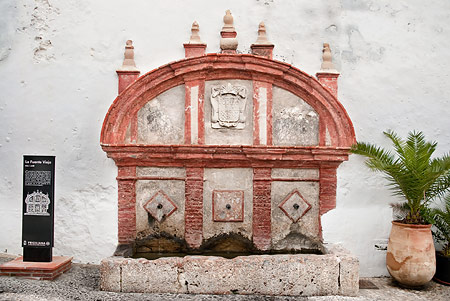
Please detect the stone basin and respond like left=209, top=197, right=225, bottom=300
left=100, top=244, right=359, bottom=297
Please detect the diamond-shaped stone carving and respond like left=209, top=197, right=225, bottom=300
left=213, top=190, right=244, bottom=222
left=279, top=190, right=311, bottom=223
left=143, top=190, right=177, bottom=222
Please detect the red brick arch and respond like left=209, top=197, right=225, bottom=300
left=101, top=54, right=355, bottom=147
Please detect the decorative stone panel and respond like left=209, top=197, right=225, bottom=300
left=210, top=83, right=247, bottom=129
left=212, top=190, right=244, bottom=222
left=204, top=80, right=253, bottom=145
left=143, top=190, right=178, bottom=222
left=272, top=86, right=319, bottom=146
left=137, top=85, right=185, bottom=144
left=203, top=168, right=253, bottom=240
left=271, top=180, right=320, bottom=250
left=279, top=190, right=311, bottom=223
left=136, top=179, right=185, bottom=239
left=272, top=168, right=319, bottom=180
left=137, top=167, right=186, bottom=178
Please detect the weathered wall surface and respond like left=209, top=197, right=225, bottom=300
left=203, top=168, right=253, bottom=241
left=1, top=0, right=450, bottom=276
left=271, top=169, right=320, bottom=250
left=135, top=167, right=186, bottom=238
left=272, top=87, right=319, bottom=146
left=137, top=85, right=185, bottom=144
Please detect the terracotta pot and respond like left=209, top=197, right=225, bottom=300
left=434, top=251, right=450, bottom=285
left=386, top=221, right=436, bottom=287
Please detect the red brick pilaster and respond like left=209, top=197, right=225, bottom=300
left=184, top=80, right=205, bottom=145
left=252, top=168, right=272, bottom=250
left=185, top=167, right=204, bottom=248
left=319, top=166, right=337, bottom=215
left=253, top=81, right=273, bottom=145
left=116, top=40, right=140, bottom=95
left=184, top=44, right=207, bottom=58
left=251, top=22, right=274, bottom=59
left=184, top=21, right=207, bottom=58
left=117, top=71, right=140, bottom=95
left=117, top=166, right=136, bottom=244
left=316, top=73, right=339, bottom=98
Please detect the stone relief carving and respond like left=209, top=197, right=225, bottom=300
left=143, top=190, right=177, bottom=222
left=278, top=190, right=311, bottom=223
left=210, top=83, right=247, bottom=129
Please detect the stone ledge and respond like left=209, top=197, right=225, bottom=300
left=100, top=244, right=359, bottom=296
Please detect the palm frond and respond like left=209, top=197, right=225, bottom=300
left=351, top=130, right=450, bottom=223
left=384, top=130, right=406, bottom=162
left=426, top=196, right=450, bottom=245
left=350, top=142, right=395, bottom=171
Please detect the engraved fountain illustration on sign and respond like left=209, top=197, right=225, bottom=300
left=24, top=190, right=51, bottom=216
left=210, top=83, right=247, bottom=129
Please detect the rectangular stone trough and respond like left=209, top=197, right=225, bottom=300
left=100, top=244, right=359, bottom=297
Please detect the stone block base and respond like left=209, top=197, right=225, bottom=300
left=0, top=256, right=72, bottom=280
left=100, top=244, right=358, bottom=296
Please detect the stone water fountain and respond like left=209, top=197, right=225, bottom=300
left=100, top=11, right=359, bottom=296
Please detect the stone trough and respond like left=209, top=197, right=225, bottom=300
left=100, top=11, right=359, bottom=297
left=101, top=244, right=358, bottom=296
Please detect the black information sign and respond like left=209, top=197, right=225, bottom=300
left=22, top=155, right=55, bottom=262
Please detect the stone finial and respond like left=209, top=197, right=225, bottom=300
left=317, top=43, right=339, bottom=98
left=254, top=22, right=271, bottom=45
left=117, top=40, right=140, bottom=94
left=118, top=40, right=139, bottom=72
left=222, top=10, right=235, bottom=32
left=251, top=22, right=274, bottom=59
left=184, top=21, right=207, bottom=57
left=220, top=10, right=238, bottom=53
left=189, top=21, right=203, bottom=44
left=320, top=43, right=337, bottom=73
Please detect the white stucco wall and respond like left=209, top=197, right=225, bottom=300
left=1, top=0, right=450, bottom=277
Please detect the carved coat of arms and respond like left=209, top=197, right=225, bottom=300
left=210, top=83, right=247, bottom=129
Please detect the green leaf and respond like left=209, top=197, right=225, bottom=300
left=350, top=130, right=450, bottom=223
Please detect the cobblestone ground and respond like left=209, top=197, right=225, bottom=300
left=0, top=256, right=449, bottom=300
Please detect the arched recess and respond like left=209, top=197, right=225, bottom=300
left=101, top=54, right=355, bottom=147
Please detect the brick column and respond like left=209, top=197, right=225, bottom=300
left=252, top=168, right=272, bottom=250
left=117, top=71, right=140, bottom=94
left=185, top=167, right=204, bottom=248
left=116, top=40, right=140, bottom=94
left=117, top=166, right=136, bottom=244
left=319, top=166, right=337, bottom=215
left=316, top=72, right=339, bottom=98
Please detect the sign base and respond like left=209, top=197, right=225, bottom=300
left=0, top=256, right=72, bottom=280
left=23, top=247, right=52, bottom=262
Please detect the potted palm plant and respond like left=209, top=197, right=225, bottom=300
left=424, top=195, right=450, bottom=285
left=351, top=130, right=450, bottom=287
